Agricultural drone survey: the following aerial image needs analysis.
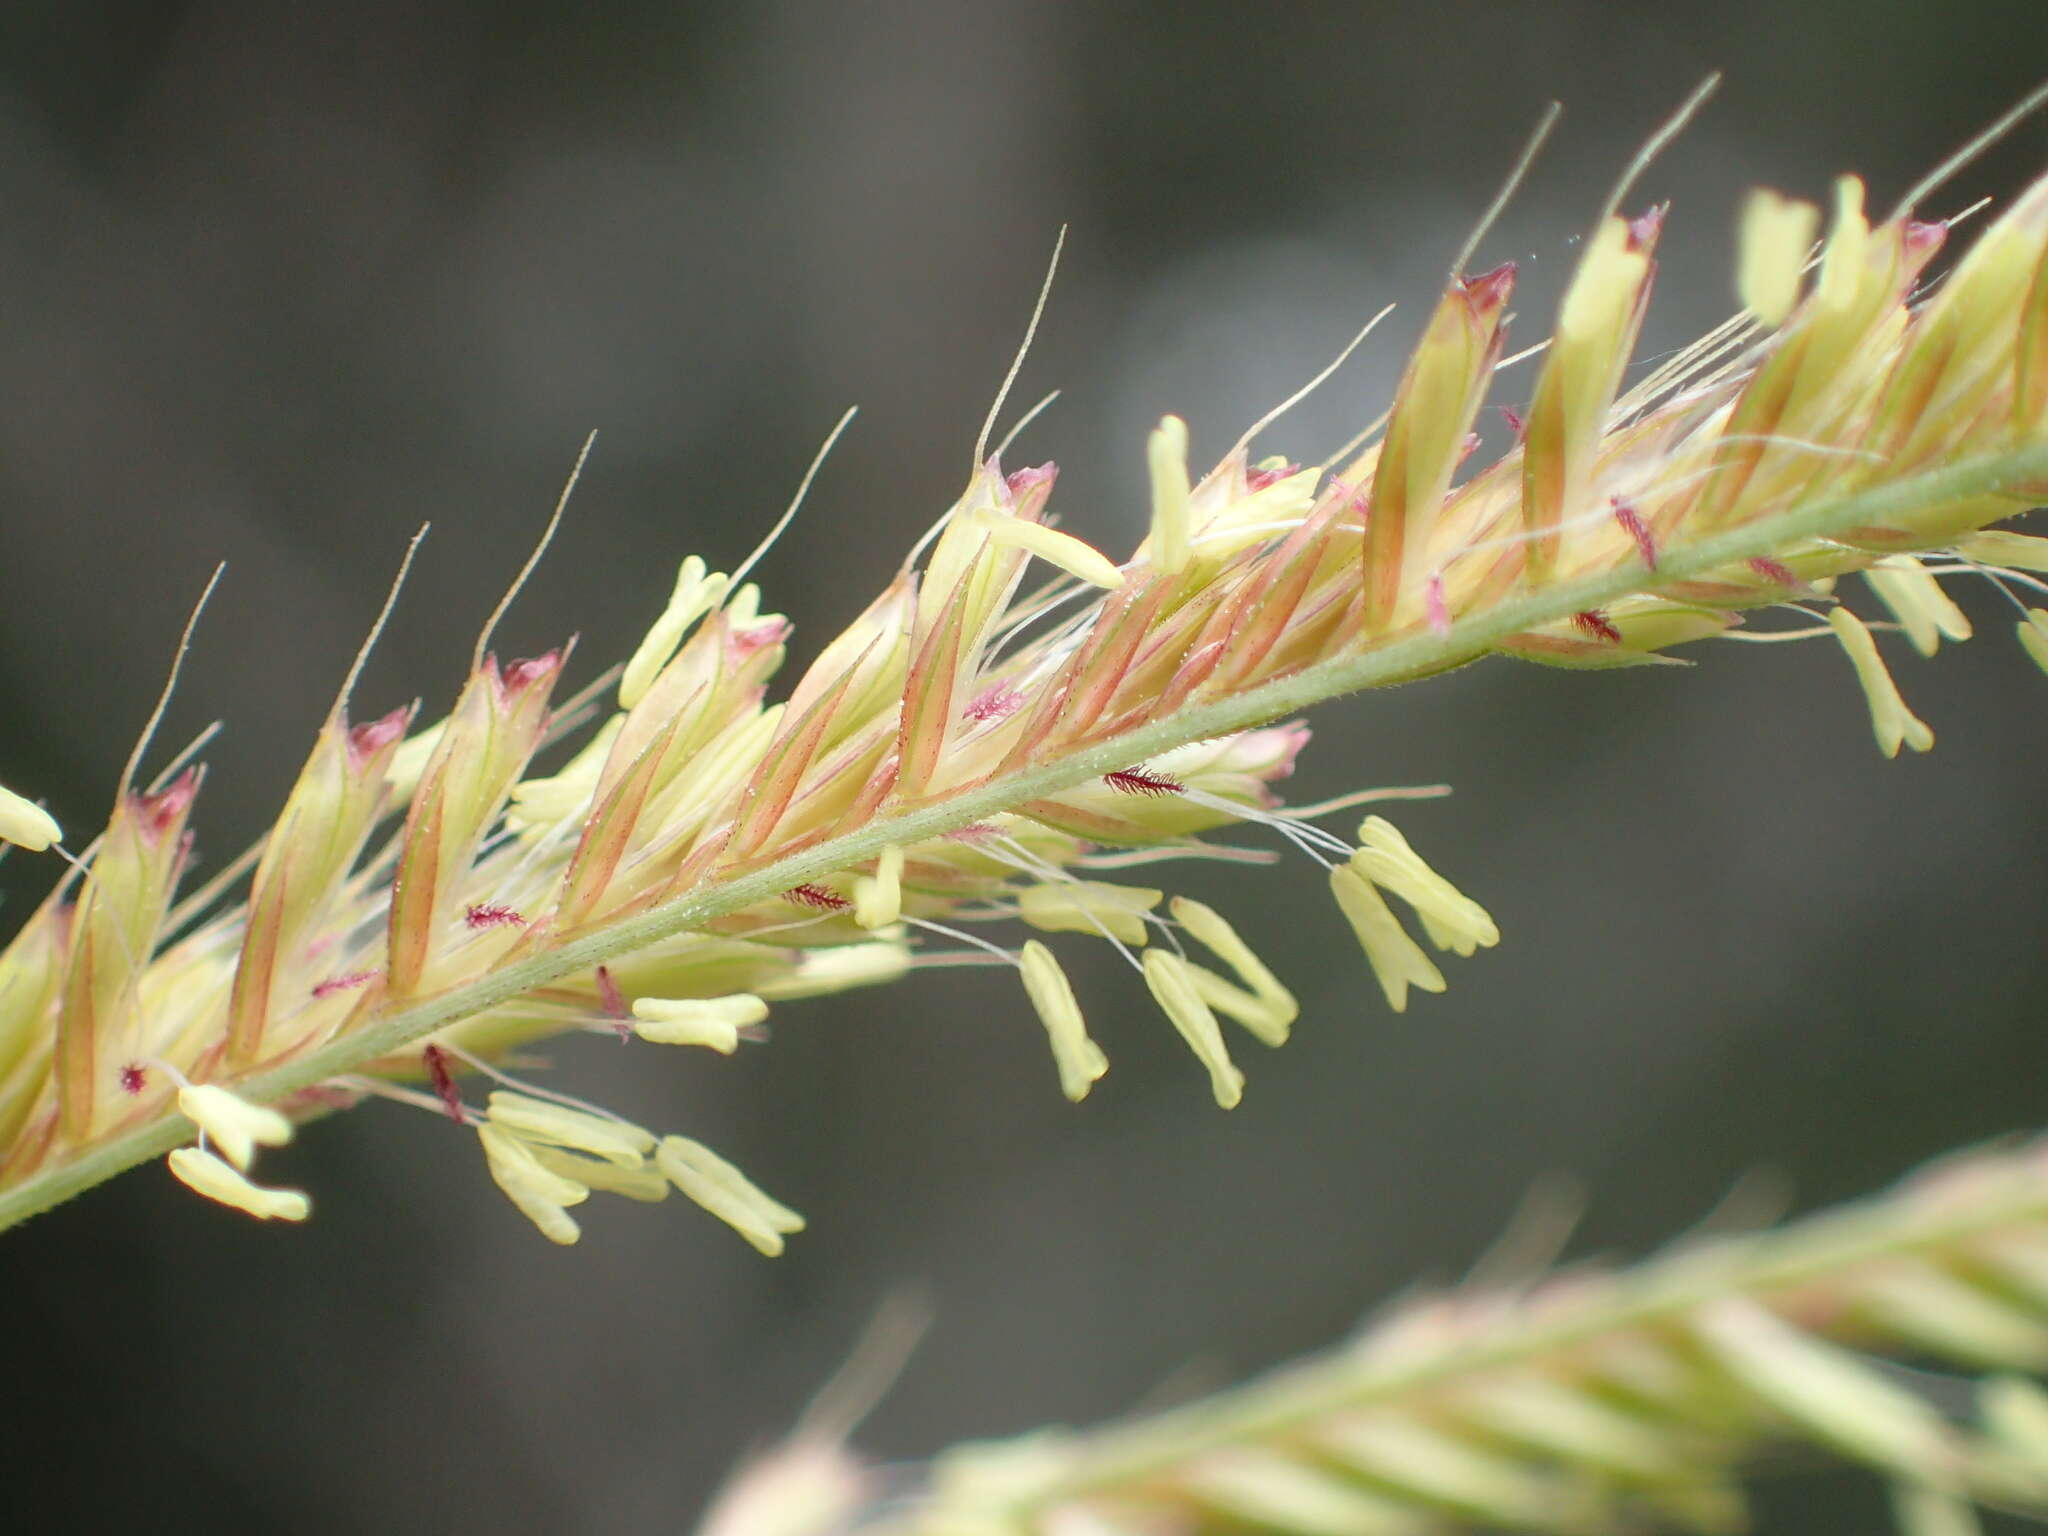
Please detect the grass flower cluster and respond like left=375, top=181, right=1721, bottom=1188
left=2, top=128, right=2046, bottom=1240
left=2, top=92, right=2048, bottom=1532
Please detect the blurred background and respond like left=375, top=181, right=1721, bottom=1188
left=1, top=3, right=2045, bottom=1532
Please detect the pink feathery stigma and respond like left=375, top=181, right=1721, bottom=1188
left=963, top=683, right=1025, bottom=721
left=119, top=1063, right=146, bottom=1096
left=311, top=969, right=378, bottom=1000
left=422, top=1044, right=466, bottom=1125
left=1104, top=767, right=1185, bottom=796
left=464, top=902, right=526, bottom=929
left=1748, top=557, right=1800, bottom=587
left=1425, top=573, right=1452, bottom=638
left=1499, top=404, right=1526, bottom=439
left=945, top=823, right=1003, bottom=841
left=785, top=883, right=852, bottom=911
left=1573, top=610, right=1623, bottom=644
left=1612, top=498, right=1657, bottom=570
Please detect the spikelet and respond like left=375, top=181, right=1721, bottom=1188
left=1, top=137, right=2045, bottom=1244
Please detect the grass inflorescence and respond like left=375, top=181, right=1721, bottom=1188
left=0, top=128, right=2044, bottom=1254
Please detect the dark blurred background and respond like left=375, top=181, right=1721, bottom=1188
left=1, top=3, right=2044, bottom=1532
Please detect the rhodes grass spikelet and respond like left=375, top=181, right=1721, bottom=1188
left=2, top=105, right=2047, bottom=1244
left=1363, top=262, right=1515, bottom=629
left=1522, top=205, right=1661, bottom=582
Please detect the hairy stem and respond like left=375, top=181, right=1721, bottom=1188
left=4, top=439, right=2044, bottom=1232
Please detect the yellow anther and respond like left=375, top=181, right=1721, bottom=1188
left=177, top=1083, right=294, bottom=1172
left=508, top=714, right=624, bottom=835
left=2018, top=610, right=2048, bottom=674
left=1182, top=960, right=1291, bottom=1048
left=484, top=1091, right=654, bottom=1167
left=1829, top=608, right=1935, bottom=757
left=0, top=782, right=61, bottom=852
left=1017, top=941, right=1109, bottom=1102
left=1816, top=175, right=1870, bottom=312
left=755, top=942, right=912, bottom=1000
left=1147, top=414, right=1194, bottom=575
left=971, top=511, right=1125, bottom=590
left=1863, top=556, right=1972, bottom=657
left=384, top=720, right=447, bottom=803
left=1350, top=817, right=1500, bottom=957
left=1170, top=896, right=1298, bottom=1034
left=167, top=1147, right=311, bottom=1222
left=478, top=1124, right=588, bottom=1245
left=529, top=1145, right=672, bottom=1203
left=1018, top=881, right=1161, bottom=947
left=854, top=844, right=904, bottom=930
left=1737, top=188, right=1820, bottom=327
left=621, top=555, right=731, bottom=709
left=1957, top=531, right=2048, bottom=572
left=725, top=581, right=769, bottom=627
left=1141, top=949, right=1244, bottom=1109
left=630, top=994, right=769, bottom=1053
left=656, top=1135, right=806, bottom=1256
left=1329, top=865, right=1446, bottom=1013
